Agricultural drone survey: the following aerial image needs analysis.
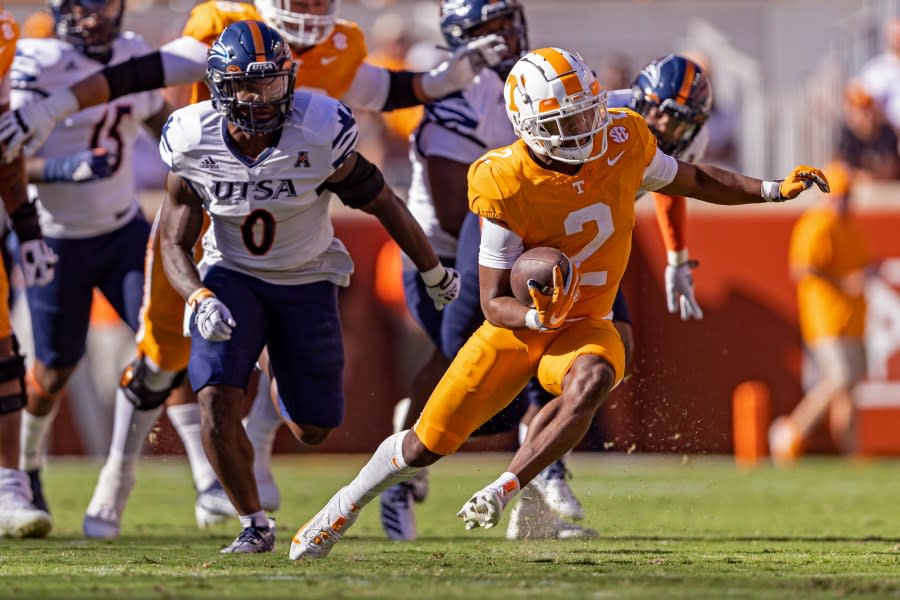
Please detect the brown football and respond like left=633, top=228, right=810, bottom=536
left=510, top=247, right=571, bottom=307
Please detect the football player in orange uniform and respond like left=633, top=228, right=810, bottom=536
left=0, top=0, right=496, bottom=537
left=0, top=7, right=56, bottom=538
left=289, top=47, right=829, bottom=560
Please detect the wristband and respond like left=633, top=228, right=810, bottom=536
left=761, top=180, right=782, bottom=202
left=10, top=202, right=42, bottom=242
left=667, top=248, right=689, bottom=266
left=188, top=287, right=215, bottom=311
left=420, top=264, right=445, bottom=287
left=44, top=88, right=80, bottom=122
left=525, top=309, right=543, bottom=331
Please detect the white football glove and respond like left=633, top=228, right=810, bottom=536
left=18, top=239, right=58, bottom=288
left=195, top=296, right=236, bottom=342
left=420, top=34, right=508, bottom=100
left=421, top=265, right=461, bottom=311
left=0, top=89, right=80, bottom=164
left=665, top=251, right=703, bottom=321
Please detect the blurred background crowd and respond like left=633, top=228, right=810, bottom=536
left=3, top=0, right=900, bottom=461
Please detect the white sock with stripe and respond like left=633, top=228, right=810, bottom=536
left=336, top=431, right=420, bottom=515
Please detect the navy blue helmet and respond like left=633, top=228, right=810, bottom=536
left=440, top=0, right=528, bottom=79
left=206, top=21, right=297, bottom=134
left=630, top=54, right=712, bottom=156
left=50, top=0, right=124, bottom=63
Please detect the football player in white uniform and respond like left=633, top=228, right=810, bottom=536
left=158, top=21, right=459, bottom=554
left=10, top=0, right=168, bottom=520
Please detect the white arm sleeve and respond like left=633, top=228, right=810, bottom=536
left=479, top=218, right=524, bottom=269
left=639, top=148, right=679, bottom=192
left=340, top=62, right=391, bottom=112
left=160, top=36, right=208, bottom=87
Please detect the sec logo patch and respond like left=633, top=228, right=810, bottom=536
left=333, top=32, right=347, bottom=50
left=609, top=126, right=629, bottom=143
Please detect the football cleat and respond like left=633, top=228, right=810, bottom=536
left=380, top=482, right=416, bottom=541
left=457, top=487, right=504, bottom=530
left=769, top=416, right=804, bottom=465
left=0, top=469, right=52, bottom=538
left=221, top=518, right=276, bottom=554
left=506, top=485, right=597, bottom=540
left=531, top=459, right=585, bottom=520
left=290, top=489, right=359, bottom=560
left=195, top=481, right=239, bottom=528
left=82, top=462, right=137, bottom=539
left=26, top=469, right=49, bottom=514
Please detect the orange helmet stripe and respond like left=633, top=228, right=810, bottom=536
left=246, top=20, right=267, bottom=62
left=675, top=60, right=696, bottom=105
left=533, top=48, right=583, bottom=97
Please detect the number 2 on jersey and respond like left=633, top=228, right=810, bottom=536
left=564, top=202, right=614, bottom=286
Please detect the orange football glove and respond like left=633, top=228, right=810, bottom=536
left=763, top=165, right=830, bottom=201
left=527, top=262, right=582, bottom=330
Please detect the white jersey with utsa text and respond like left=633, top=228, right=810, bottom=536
left=159, top=92, right=359, bottom=287
left=11, top=34, right=164, bottom=238
left=406, top=68, right=514, bottom=260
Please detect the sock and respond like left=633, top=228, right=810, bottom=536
left=108, top=388, right=164, bottom=466
left=239, top=510, right=269, bottom=529
left=243, top=371, right=281, bottom=482
left=337, top=431, right=421, bottom=515
left=487, top=471, right=520, bottom=510
left=19, top=408, right=57, bottom=472
left=167, top=403, right=217, bottom=492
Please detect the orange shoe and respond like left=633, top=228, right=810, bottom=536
left=768, top=416, right=804, bottom=465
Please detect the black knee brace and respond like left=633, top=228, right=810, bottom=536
left=0, top=336, right=26, bottom=415
left=119, top=357, right=186, bottom=411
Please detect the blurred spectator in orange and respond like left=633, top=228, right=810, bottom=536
left=859, top=18, right=900, bottom=130
left=21, top=10, right=53, bottom=38
left=835, top=80, right=900, bottom=181
left=769, top=162, right=874, bottom=464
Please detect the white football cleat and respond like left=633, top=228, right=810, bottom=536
left=221, top=517, right=276, bottom=554
left=83, top=462, right=137, bottom=539
left=0, top=468, right=52, bottom=538
left=769, top=416, right=803, bottom=465
left=531, top=459, right=584, bottom=520
left=195, top=481, right=239, bottom=528
left=290, top=488, right=359, bottom=560
left=457, top=487, right=504, bottom=530
left=506, top=485, right=597, bottom=540
left=380, top=482, right=416, bottom=541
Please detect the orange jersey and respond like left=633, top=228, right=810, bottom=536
left=468, top=108, right=658, bottom=319
left=0, top=8, right=19, bottom=80
left=293, top=20, right=366, bottom=99
left=789, top=206, right=871, bottom=341
left=183, top=3, right=366, bottom=104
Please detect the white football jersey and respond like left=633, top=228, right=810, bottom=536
left=406, top=68, right=515, bottom=259
left=11, top=34, right=164, bottom=239
left=160, top=92, right=358, bottom=287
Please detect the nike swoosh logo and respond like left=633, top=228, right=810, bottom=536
left=607, top=151, right=625, bottom=166
left=321, top=56, right=338, bottom=65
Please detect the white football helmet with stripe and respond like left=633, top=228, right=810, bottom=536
left=256, top=0, right=339, bottom=48
left=504, top=47, right=610, bottom=164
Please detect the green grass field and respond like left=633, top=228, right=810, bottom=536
left=2, top=454, right=900, bottom=599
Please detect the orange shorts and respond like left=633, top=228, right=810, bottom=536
left=134, top=211, right=206, bottom=372
left=414, top=317, right=624, bottom=455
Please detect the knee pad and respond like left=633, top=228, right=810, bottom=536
left=0, top=336, right=25, bottom=415
left=119, top=357, right=185, bottom=411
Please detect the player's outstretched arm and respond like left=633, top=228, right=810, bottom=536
left=0, top=37, right=206, bottom=164
left=652, top=193, right=703, bottom=320
left=323, top=152, right=460, bottom=310
left=658, top=161, right=830, bottom=205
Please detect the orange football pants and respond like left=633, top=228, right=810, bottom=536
left=414, top=317, right=624, bottom=456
